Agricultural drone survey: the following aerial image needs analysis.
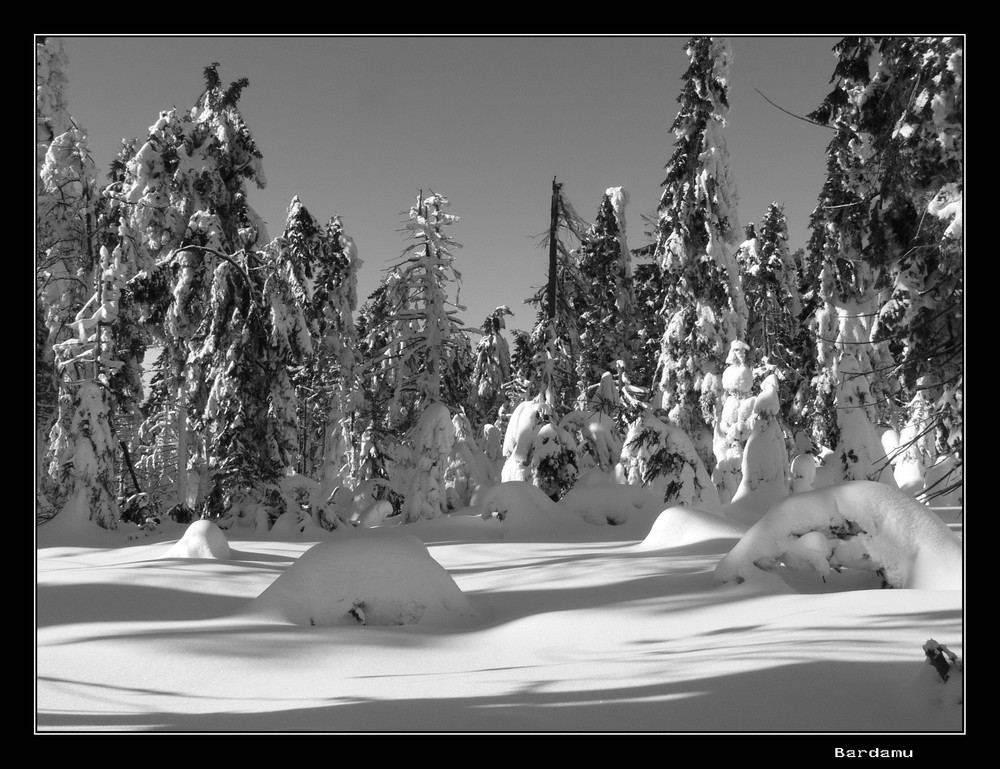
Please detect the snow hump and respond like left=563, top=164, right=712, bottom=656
left=162, top=520, right=231, bottom=559
left=248, top=527, right=478, bottom=628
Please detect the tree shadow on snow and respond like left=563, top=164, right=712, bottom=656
left=35, top=658, right=963, bottom=733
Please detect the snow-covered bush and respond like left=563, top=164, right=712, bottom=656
left=726, top=375, right=790, bottom=525
left=617, top=410, right=720, bottom=508
left=402, top=402, right=456, bottom=522
left=478, top=481, right=588, bottom=540
left=712, top=340, right=755, bottom=503
left=444, top=412, right=498, bottom=509
left=714, top=480, right=962, bottom=589
left=45, top=382, right=120, bottom=531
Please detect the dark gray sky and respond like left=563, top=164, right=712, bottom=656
left=57, top=35, right=842, bottom=335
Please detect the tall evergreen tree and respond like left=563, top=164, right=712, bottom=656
left=44, top=245, right=132, bottom=530
left=518, top=180, right=590, bottom=410
left=804, top=36, right=962, bottom=487
left=737, top=206, right=812, bottom=437
left=650, top=37, right=747, bottom=472
left=575, top=187, right=637, bottom=390
left=105, top=63, right=269, bottom=509
left=36, top=38, right=140, bottom=527
left=185, top=240, right=313, bottom=528
left=277, top=198, right=361, bottom=488
left=865, top=37, right=963, bottom=483
left=354, top=192, right=473, bottom=521
left=804, top=38, right=890, bottom=459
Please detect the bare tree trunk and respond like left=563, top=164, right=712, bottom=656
left=547, top=177, right=561, bottom=320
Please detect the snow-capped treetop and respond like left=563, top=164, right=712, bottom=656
left=36, top=37, right=72, bottom=158
left=574, top=187, right=638, bottom=390
left=605, top=186, right=631, bottom=279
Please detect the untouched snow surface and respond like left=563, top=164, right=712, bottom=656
left=36, top=480, right=962, bottom=735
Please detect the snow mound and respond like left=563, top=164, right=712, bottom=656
left=637, top=506, right=748, bottom=550
left=267, top=509, right=332, bottom=540
left=714, top=481, right=962, bottom=589
left=162, top=520, right=231, bottom=559
left=248, top=527, right=477, bottom=628
left=478, top=481, right=587, bottom=540
left=558, top=483, right=672, bottom=537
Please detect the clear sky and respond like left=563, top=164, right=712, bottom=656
left=55, top=34, right=843, bottom=338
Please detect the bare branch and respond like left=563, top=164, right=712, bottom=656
left=755, top=89, right=837, bottom=131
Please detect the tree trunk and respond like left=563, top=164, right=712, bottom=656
left=547, top=177, right=561, bottom=320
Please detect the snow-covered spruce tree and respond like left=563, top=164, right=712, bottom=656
left=737, top=207, right=811, bottom=429
left=276, top=197, right=360, bottom=489
left=44, top=245, right=134, bottom=531
left=560, top=371, right=626, bottom=478
left=356, top=192, right=473, bottom=522
left=650, top=37, right=747, bottom=475
left=518, top=179, right=590, bottom=411
left=616, top=409, right=719, bottom=509
left=630, top=245, right=666, bottom=394
left=575, top=187, right=638, bottom=390
left=185, top=238, right=317, bottom=529
left=37, top=37, right=101, bottom=510
left=352, top=283, right=400, bottom=493
left=804, top=37, right=961, bottom=483
left=803, top=38, right=893, bottom=463
left=468, top=305, right=514, bottom=431
left=105, top=63, right=269, bottom=510
left=863, top=37, right=963, bottom=490
left=500, top=397, right=579, bottom=500
left=36, top=38, right=146, bottom=524
left=445, top=411, right=499, bottom=509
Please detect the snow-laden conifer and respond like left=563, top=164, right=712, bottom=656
left=37, top=38, right=102, bottom=446
left=805, top=37, right=962, bottom=490
left=727, top=374, right=791, bottom=524
left=650, top=37, right=747, bottom=473
left=737, top=206, right=812, bottom=436
left=517, top=181, right=589, bottom=409
left=575, top=187, right=637, bottom=389
left=186, top=237, right=317, bottom=529
left=106, top=63, right=269, bottom=510
left=276, top=197, right=360, bottom=490
left=864, top=37, right=963, bottom=486
left=44, top=244, right=133, bottom=529
left=616, top=410, right=720, bottom=508
left=355, top=192, right=472, bottom=520
left=804, top=38, right=897, bottom=457
left=468, top=306, right=514, bottom=430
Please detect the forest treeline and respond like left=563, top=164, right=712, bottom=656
left=35, top=37, right=963, bottom=534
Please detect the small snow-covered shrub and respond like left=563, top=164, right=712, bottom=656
left=479, top=481, right=587, bottom=540
left=617, top=410, right=719, bottom=508
left=714, top=481, right=962, bottom=589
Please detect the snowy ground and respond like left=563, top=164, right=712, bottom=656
left=35, top=484, right=963, bottom=740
